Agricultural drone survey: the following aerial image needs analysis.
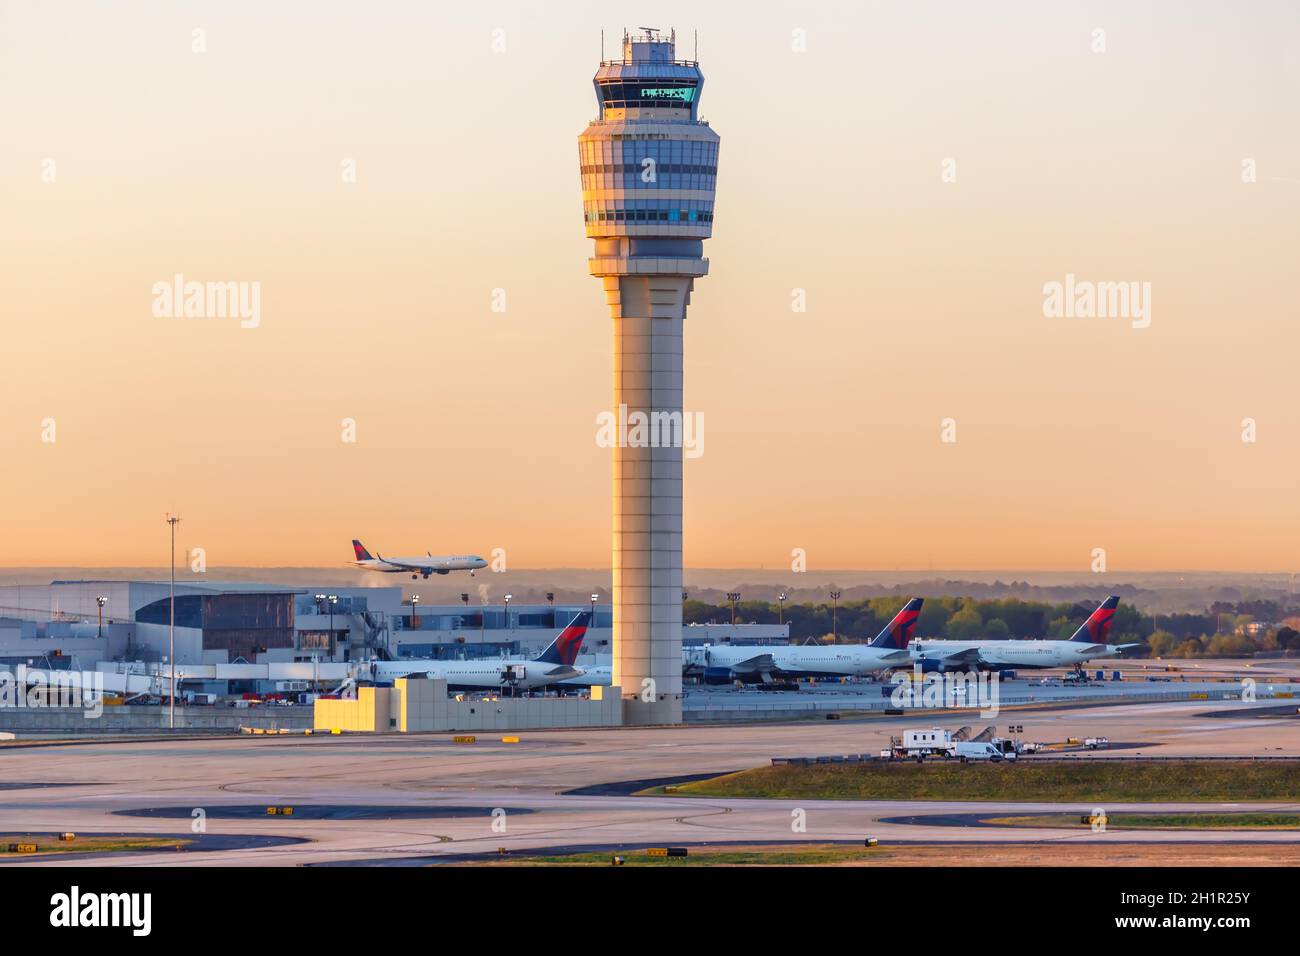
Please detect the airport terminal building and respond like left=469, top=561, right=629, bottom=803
left=0, top=582, right=787, bottom=671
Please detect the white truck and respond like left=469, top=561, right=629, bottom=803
left=899, top=728, right=954, bottom=759
left=953, top=741, right=1014, bottom=762
left=989, top=737, right=1024, bottom=758
left=890, top=729, right=1016, bottom=762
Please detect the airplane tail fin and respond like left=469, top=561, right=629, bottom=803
left=352, top=539, right=374, bottom=562
left=535, top=612, right=592, bottom=666
left=1069, top=596, right=1121, bottom=643
left=868, top=597, right=924, bottom=649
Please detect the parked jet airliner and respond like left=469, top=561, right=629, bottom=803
left=909, top=596, right=1140, bottom=672
left=369, top=612, right=591, bottom=691
left=686, top=597, right=925, bottom=685
left=351, top=539, right=487, bottom=579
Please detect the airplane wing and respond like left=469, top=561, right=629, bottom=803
left=1079, top=642, right=1143, bottom=659
left=920, top=646, right=982, bottom=667
left=726, top=653, right=779, bottom=683
left=540, top=665, right=585, bottom=681
left=375, top=556, right=431, bottom=572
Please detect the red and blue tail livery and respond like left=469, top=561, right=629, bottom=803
left=536, top=611, right=592, bottom=666
left=351, top=539, right=375, bottom=561
left=1069, top=595, right=1121, bottom=644
left=869, top=597, right=924, bottom=650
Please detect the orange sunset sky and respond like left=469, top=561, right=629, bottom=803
left=2, top=1, right=1297, bottom=572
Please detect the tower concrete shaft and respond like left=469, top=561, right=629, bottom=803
left=609, top=274, right=690, bottom=724
left=579, top=28, right=718, bottom=724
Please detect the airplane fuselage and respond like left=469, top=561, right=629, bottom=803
left=910, top=639, right=1129, bottom=671
left=370, top=658, right=581, bottom=690
left=355, top=555, right=488, bottom=578
left=690, top=644, right=909, bottom=683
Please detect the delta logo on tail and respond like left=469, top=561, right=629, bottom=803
left=536, top=611, right=592, bottom=666
left=869, top=597, right=924, bottom=650
left=352, top=539, right=374, bottom=561
left=1069, top=595, right=1121, bottom=644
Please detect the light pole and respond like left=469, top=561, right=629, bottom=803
left=727, top=592, right=741, bottom=626
left=312, top=593, right=326, bottom=654
left=504, top=594, right=512, bottom=631
left=591, top=592, right=599, bottom=625
left=327, top=594, right=339, bottom=656
left=777, top=591, right=787, bottom=626
left=829, top=589, right=841, bottom=643
left=96, top=594, right=107, bottom=638
left=166, top=513, right=180, bottom=729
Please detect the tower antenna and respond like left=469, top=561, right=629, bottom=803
left=694, top=29, right=698, bottom=62
left=601, top=29, right=604, bottom=63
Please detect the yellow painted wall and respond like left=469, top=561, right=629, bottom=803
left=314, top=679, right=623, bottom=732
left=313, top=687, right=391, bottom=732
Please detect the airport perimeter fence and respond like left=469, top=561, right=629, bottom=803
left=684, top=687, right=1296, bottom=722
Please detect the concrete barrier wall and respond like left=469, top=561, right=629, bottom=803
left=397, top=679, right=623, bottom=731
left=0, top=705, right=311, bottom=734
left=315, top=679, right=624, bottom=732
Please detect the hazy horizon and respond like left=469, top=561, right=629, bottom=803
left=0, top=565, right=1294, bottom=578
left=1, top=565, right=1294, bottom=616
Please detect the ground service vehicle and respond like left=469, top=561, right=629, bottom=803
left=888, top=729, right=1016, bottom=761
left=900, top=727, right=954, bottom=758
left=954, top=741, right=1013, bottom=761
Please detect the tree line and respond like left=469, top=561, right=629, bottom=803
left=684, top=595, right=1300, bottom=658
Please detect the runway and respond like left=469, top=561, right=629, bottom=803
left=1, top=692, right=1298, bottom=865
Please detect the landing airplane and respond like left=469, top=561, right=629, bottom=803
left=369, top=612, right=591, bottom=690
left=689, top=597, right=924, bottom=685
left=909, top=596, right=1141, bottom=673
left=351, top=539, right=487, bottom=579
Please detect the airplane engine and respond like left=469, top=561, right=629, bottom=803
left=703, top=666, right=737, bottom=685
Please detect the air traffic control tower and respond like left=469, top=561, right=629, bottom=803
left=579, top=28, right=719, bottom=724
